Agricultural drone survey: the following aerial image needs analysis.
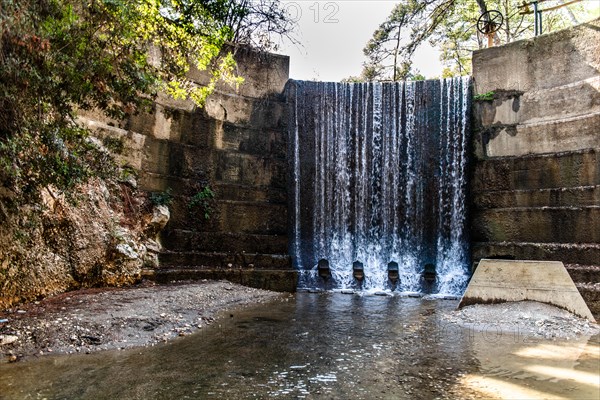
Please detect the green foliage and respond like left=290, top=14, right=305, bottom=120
left=361, top=0, right=592, bottom=80
left=103, top=136, right=126, bottom=155
left=474, top=91, right=495, bottom=101
left=150, top=188, right=173, bottom=207
left=0, top=0, right=293, bottom=204
left=188, top=186, right=215, bottom=220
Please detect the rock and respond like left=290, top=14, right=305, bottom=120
left=115, top=243, right=139, bottom=260
left=120, top=173, right=137, bottom=189
left=144, top=239, right=161, bottom=254
left=113, top=226, right=132, bottom=241
left=147, top=205, right=170, bottom=235
left=142, top=252, right=159, bottom=269
left=0, top=334, right=19, bottom=346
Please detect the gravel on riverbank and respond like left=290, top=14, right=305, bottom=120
left=0, top=280, right=286, bottom=362
left=444, top=300, right=600, bottom=339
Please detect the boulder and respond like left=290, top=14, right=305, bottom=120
left=147, top=205, right=170, bottom=236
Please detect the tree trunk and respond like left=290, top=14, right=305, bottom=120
left=393, top=25, right=401, bottom=81
left=475, top=0, right=488, bottom=15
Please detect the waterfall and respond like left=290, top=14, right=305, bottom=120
left=287, top=78, right=472, bottom=295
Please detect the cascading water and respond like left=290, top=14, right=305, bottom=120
left=287, top=77, right=472, bottom=296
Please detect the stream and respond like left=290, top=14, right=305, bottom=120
left=0, top=293, right=598, bottom=399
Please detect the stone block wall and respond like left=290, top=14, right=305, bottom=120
left=80, top=47, right=296, bottom=291
left=471, top=19, right=600, bottom=315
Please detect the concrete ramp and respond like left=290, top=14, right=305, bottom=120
left=458, top=259, right=596, bottom=322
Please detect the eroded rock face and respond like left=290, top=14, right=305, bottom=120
left=0, top=180, right=167, bottom=310
left=147, top=205, right=170, bottom=236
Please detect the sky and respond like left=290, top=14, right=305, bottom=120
left=275, top=0, right=600, bottom=82
left=277, top=1, right=443, bottom=81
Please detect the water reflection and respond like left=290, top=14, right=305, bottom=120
left=0, top=293, right=597, bottom=400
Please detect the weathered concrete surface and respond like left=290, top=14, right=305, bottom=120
left=471, top=19, right=600, bottom=314
left=80, top=48, right=295, bottom=292
left=472, top=19, right=600, bottom=158
left=458, top=259, right=595, bottom=321
left=472, top=20, right=600, bottom=94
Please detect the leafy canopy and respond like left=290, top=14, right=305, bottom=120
left=0, top=0, right=292, bottom=203
left=358, top=0, right=595, bottom=81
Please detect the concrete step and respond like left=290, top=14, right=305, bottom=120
left=215, top=200, right=287, bottom=234
left=483, top=111, right=600, bottom=158
left=139, top=172, right=194, bottom=193
left=166, top=199, right=288, bottom=234
left=215, top=122, right=286, bottom=159
left=472, top=206, right=600, bottom=243
left=565, top=264, right=600, bottom=285
left=472, top=149, right=599, bottom=192
left=472, top=21, right=599, bottom=96
left=154, top=251, right=296, bottom=292
left=576, top=283, right=600, bottom=319
left=212, top=183, right=286, bottom=203
left=520, top=76, right=600, bottom=125
left=145, top=267, right=297, bottom=292
left=158, top=251, right=292, bottom=270
left=214, top=150, right=286, bottom=188
left=475, top=78, right=600, bottom=129
left=162, top=230, right=288, bottom=254
left=472, top=242, right=600, bottom=266
left=473, top=185, right=600, bottom=209
left=564, top=265, right=600, bottom=319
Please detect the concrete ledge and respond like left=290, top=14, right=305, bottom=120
left=458, top=259, right=595, bottom=321
left=158, top=251, right=292, bottom=270
left=162, top=230, right=288, bottom=253
left=473, top=185, right=600, bottom=209
left=472, top=149, right=600, bottom=192
left=145, top=268, right=298, bottom=293
left=472, top=206, right=600, bottom=242
left=213, top=183, right=286, bottom=203
left=485, top=112, right=600, bottom=157
left=472, top=241, right=600, bottom=265
left=472, top=19, right=600, bottom=94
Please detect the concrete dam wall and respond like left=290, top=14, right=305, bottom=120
left=79, top=20, right=599, bottom=310
left=81, top=48, right=296, bottom=291
left=470, top=19, right=600, bottom=314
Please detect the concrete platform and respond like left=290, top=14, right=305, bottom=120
left=458, top=259, right=596, bottom=322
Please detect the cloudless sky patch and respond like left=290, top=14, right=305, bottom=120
left=278, top=1, right=443, bottom=81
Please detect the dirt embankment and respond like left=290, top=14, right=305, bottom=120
left=0, top=280, right=285, bottom=362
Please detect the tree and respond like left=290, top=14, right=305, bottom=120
left=360, top=0, right=592, bottom=81
left=0, top=0, right=293, bottom=203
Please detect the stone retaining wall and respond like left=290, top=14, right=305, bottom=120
left=471, top=19, right=600, bottom=315
left=81, top=48, right=296, bottom=292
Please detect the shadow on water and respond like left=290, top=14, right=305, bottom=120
left=0, top=293, right=598, bottom=399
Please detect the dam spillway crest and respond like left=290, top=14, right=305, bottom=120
left=287, top=77, right=472, bottom=295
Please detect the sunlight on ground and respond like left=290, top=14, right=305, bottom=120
left=524, top=365, right=600, bottom=386
left=514, top=342, right=594, bottom=360
left=460, top=335, right=600, bottom=399
left=461, top=375, right=570, bottom=400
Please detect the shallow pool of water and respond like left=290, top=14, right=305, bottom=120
left=1, top=293, right=598, bottom=399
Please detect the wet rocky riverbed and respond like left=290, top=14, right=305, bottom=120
left=1, top=286, right=599, bottom=399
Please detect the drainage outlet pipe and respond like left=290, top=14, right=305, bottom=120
left=352, top=261, right=365, bottom=281
left=388, top=261, right=400, bottom=283
left=317, top=259, right=331, bottom=279
left=423, top=263, right=436, bottom=282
